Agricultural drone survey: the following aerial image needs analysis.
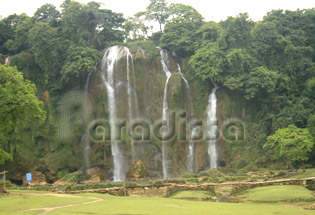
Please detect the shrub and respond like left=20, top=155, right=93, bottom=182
left=166, top=178, right=186, bottom=184
left=306, top=181, right=315, bottom=190
left=61, top=170, right=83, bottom=183
left=243, top=164, right=259, bottom=172
left=0, top=180, right=12, bottom=187
left=198, top=168, right=223, bottom=177
left=56, top=169, right=70, bottom=179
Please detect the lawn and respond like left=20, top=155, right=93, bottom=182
left=169, top=190, right=214, bottom=199
left=0, top=190, right=314, bottom=215
left=243, top=185, right=315, bottom=202
left=0, top=192, right=94, bottom=215
left=49, top=194, right=315, bottom=215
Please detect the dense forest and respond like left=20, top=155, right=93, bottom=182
left=0, top=0, right=315, bottom=183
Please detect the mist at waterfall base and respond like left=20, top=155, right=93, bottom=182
left=82, top=45, right=219, bottom=181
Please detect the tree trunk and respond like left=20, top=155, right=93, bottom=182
left=301, top=161, right=305, bottom=172
left=159, top=22, right=162, bottom=34
left=287, top=161, right=294, bottom=172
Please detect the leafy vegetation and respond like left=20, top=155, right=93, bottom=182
left=0, top=65, right=45, bottom=164
left=0, top=0, right=314, bottom=182
left=264, top=125, right=314, bottom=171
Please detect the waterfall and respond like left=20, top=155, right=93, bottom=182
left=188, top=127, right=198, bottom=172
left=206, top=81, right=219, bottom=169
left=100, top=46, right=126, bottom=181
left=80, top=70, right=93, bottom=173
left=159, top=48, right=172, bottom=179
left=85, top=70, right=93, bottom=93
left=80, top=134, right=91, bottom=171
left=176, top=63, right=195, bottom=172
left=4, top=56, right=10, bottom=65
left=176, top=64, right=193, bottom=113
left=125, top=48, right=138, bottom=163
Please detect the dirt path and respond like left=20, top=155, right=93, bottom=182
left=22, top=192, right=103, bottom=215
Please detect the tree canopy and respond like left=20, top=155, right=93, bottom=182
left=0, top=65, right=45, bottom=164
left=264, top=125, right=314, bottom=170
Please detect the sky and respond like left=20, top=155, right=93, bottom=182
left=0, top=0, right=314, bottom=22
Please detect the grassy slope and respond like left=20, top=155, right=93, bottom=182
left=47, top=193, right=315, bottom=215
left=268, top=168, right=315, bottom=179
left=243, top=185, right=315, bottom=202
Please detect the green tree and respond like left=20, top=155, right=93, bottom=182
left=308, top=115, right=315, bottom=139
left=4, top=16, right=34, bottom=54
left=60, top=0, right=124, bottom=49
left=33, top=3, right=60, bottom=27
left=264, top=125, right=314, bottom=171
left=159, top=4, right=203, bottom=57
left=125, top=12, right=151, bottom=40
left=145, top=0, right=170, bottom=33
left=0, top=65, right=45, bottom=164
left=0, top=14, right=29, bottom=53
left=60, top=45, right=101, bottom=87
left=195, top=21, right=220, bottom=47
left=218, top=13, right=253, bottom=50
left=28, top=22, right=67, bottom=88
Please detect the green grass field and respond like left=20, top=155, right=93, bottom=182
left=169, top=190, right=214, bottom=199
left=0, top=190, right=314, bottom=215
left=243, top=185, right=315, bottom=202
left=0, top=192, right=94, bottom=215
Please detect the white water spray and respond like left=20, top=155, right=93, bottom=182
left=176, top=63, right=195, bottom=172
left=206, top=81, right=219, bottom=169
left=4, top=56, right=10, bottom=65
left=176, top=63, right=193, bottom=112
left=159, top=48, right=172, bottom=179
left=100, top=46, right=126, bottom=181
left=125, top=47, right=139, bottom=163
left=188, top=127, right=198, bottom=172
left=80, top=134, right=91, bottom=171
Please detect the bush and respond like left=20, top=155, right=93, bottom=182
left=306, top=181, right=315, bottom=190
left=64, top=182, right=130, bottom=191
left=151, top=179, right=164, bottom=187
left=230, top=159, right=248, bottom=169
left=57, top=169, right=70, bottom=179
left=198, top=168, right=223, bottom=177
left=61, top=170, right=83, bottom=183
left=243, top=164, right=259, bottom=172
left=166, top=178, right=186, bottom=184
left=275, top=171, right=287, bottom=177
left=0, top=180, right=13, bottom=187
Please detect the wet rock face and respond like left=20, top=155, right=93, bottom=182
left=126, top=160, right=149, bottom=180
left=84, top=46, right=245, bottom=179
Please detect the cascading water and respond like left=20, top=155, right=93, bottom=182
left=176, top=64, right=193, bottom=113
left=188, top=127, right=198, bottom=172
left=80, top=70, right=93, bottom=173
left=176, top=63, right=195, bottom=172
left=85, top=70, right=93, bottom=93
left=125, top=48, right=139, bottom=163
left=4, top=56, right=10, bottom=65
left=100, top=46, right=127, bottom=181
left=159, top=48, right=172, bottom=179
left=80, top=134, right=91, bottom=171
left=206, top=81, right=219, bottom=169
